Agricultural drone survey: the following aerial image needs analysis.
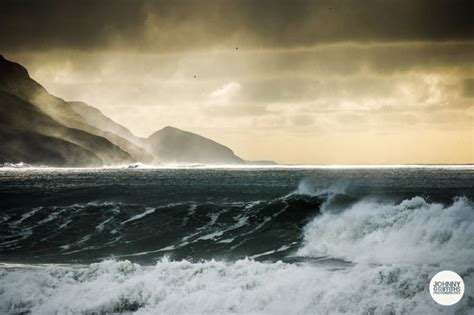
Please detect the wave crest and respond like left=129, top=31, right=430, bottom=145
left=298, top=196, right=474, bottom=265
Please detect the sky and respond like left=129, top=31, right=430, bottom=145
left=1, top=0, right=473, bottom=164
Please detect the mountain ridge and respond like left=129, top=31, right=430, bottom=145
left=0, top=90, right=103, bottom=166
left=0, top=55, right=135, bottom=165
left=69, top=101, right=155, bottom=163
left=0, top=55, right=275, bottom=166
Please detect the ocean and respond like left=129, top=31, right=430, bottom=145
left=0, top=166, right=473, bottom=314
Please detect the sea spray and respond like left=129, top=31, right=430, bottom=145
left=297, top=196, right=474, bottom=265
left=1, top=258, right=470, bottom=314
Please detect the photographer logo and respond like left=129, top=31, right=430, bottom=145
left=430, top=270, right=464, bottom=306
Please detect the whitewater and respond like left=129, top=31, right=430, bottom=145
left=0, top=167, right=473, bottom=314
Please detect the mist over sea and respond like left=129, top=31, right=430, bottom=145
left=0, top=166, right=473, bottom=314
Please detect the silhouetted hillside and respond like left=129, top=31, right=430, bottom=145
left=0, top=55, right=274, bottom=166
left=0, top=91, right=103, bottom=166
left=0, top=55, right=134, bottom=165
left=146, top=126, right=244, bottom=164
left=69, top=101, right=154, bottom=163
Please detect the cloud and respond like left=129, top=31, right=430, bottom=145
left=209, top=82, right=241, bottom=102
left=7, top=45, right=471, bottom=139
left=0, top=1, right=472, bottom=163
left=463, top=78, right=474, bottom=98
left=0, top=0, right=472, bottom=53
left=204, top=103, right=269, bottom=117
left=291, top=115, right=314, bottom=127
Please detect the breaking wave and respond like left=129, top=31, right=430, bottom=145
left=299, top=196, right=474, bottom=266
left=0, top=162, right=31, bottom=168
left=1, top=177, right=473, bottom=314
left=1, top=258, right=473, bottom=314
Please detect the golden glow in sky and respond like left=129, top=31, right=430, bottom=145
left=2, top=1, right=473, bottom=163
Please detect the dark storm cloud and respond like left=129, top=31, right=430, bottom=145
left=246, top=42, right=474, bottom=77
left=0, top=0, right=472, bottom=52
left=0, top=0, right=144, bottom=51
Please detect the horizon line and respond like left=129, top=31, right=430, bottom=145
left=1, top=163, right=473, bottom=171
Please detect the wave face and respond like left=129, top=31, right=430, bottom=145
left=0, top=167, right=473, bottom=314
left=0, top=195, right=321, bottom=263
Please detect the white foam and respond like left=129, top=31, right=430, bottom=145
left=121, top=207, right=156, bottom=225
left=11, top=207, right=42, bottom=225
left=294, top=178, right=348, bottom=197
left=0, top=258, right=471, bottom=314
left=37, top=208, right=67, bottom=225
left=95, top=217, right=114, bottom=232
left=0, top=162, right=31, bottom=168
left=250, top=243, right=296, bottom=259
left=298, top=196, right=474, bottom=266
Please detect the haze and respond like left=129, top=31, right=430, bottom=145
left=1, top=0, right=472, bottom=164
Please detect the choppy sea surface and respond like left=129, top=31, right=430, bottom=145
left=0, top=166, right=473, bottom=314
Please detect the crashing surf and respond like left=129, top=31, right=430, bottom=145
left=1, top=171, right=473, bottom=314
